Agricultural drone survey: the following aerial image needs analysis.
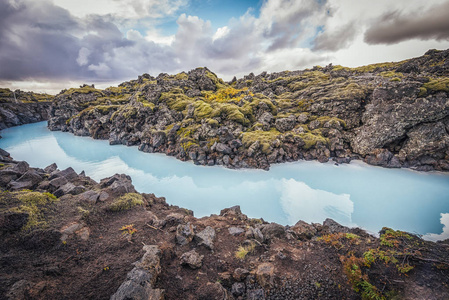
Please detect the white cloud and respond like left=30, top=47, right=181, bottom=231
left=76, top=47, right=91, bottom=66
left=212, top=26, right=229, bottom=41
left=88, top=63, right=111, bottom=77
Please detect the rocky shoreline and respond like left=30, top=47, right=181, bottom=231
left=0, top=152, right=449, bottom=299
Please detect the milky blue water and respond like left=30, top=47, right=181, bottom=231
left=1, top=122, right=449, bottom=241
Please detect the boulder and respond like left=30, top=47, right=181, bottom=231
left=175, top=223, right=195, bottom=246
left=289, top=220, right=317, bottom=240
left=228, top=227, right=245, bottom=236
left=255, top=263, right=275, bottom=288
left=260, top=223, right=285, bottom=241
left=323, top=218, right=349, bottom=233
left=233, top=268, right=250, bottom=282
left=180, top=250, right=203, bottom=269
left=111, top=245, right=164, bottom=300
left=194, top=226, right=216, bottom=250
left=231, top=282, right=245, bottom=297
left=275, top=115, right=296, bottom=132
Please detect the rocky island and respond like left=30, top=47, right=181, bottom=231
left=46, top=49, right=449, bottom=171
left=0, top=49, right=449, bottom=300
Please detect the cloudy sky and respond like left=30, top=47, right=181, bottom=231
left=1, top=0, right=449, bottom=94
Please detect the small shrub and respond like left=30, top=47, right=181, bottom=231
left=235, top=243, right=255, bottom=260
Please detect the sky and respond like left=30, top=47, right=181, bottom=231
left=1, top=0, right=449, bottom=94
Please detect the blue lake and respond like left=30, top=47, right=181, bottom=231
left=1, top=121, right=449, bottom=241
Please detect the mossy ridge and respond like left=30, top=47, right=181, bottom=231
left=160, top=88, right=193, bottom=112
left=0, top=190, right=58, bottom=231
left=107, top=193, right=144, bottom=212
left=63, top=86, right=104, bottom=96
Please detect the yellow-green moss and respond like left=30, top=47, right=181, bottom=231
left=174, top=72, right=189, bottom=80
left=299, top=132, right=329, bottom=149
left=107, top=193, right=144, bottom=212
left=423, top=77, right=449, bottom=93
left=418, top=87, right=427, bottom=97
left=160, top=88, right=194, bottom=112
left=241, top=129, right=281, bottom=154
left=63, top=86, right=104, bottom=96
left=1, top=191, right=58, bottom=231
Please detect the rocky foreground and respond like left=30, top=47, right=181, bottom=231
left=1, top=152, right=448, bottom=300
left=47, top=49, right=449, bottom=171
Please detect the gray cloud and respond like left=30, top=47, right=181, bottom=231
left=364, top=2, right=449, bottom=44
left=313, top=22, right=358, bottom=51
left=0, top=0, right=177, bottom=82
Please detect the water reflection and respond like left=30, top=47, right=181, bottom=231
left=0, top=122, right=449, bottom=240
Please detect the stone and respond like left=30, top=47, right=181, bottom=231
left=233, top=268, right=250, bottom=282
left=275, top=115, right=296, bottom=132
left=165, top=213, right=185, bottom=226
left=260, top=223, right=285, bottom=241
left=100, top=173, right=136, bottom=196
left=54, top=183, right=85, bottom=197
left=99, top=191, right=109, bottom=201
left=323, top=218, right=349, bottom=233
left=228, top=227, right=245, bottom=236
left=180, top=249, right=203, bottom=269
left=111, top=245, right=164, bottom=300
left=49, top=167, right=78, bottom=181
left=12, top=161, right=29, bottom=174
left=0, top=148, right=10, bottom=157
left=44, top=163, right=58, bottom=173
left=247, top=288, right=265, bottom=300
left=215, top=143, right=232, bottom=155
left=289, top=220, right=317, bottom=240
left=220, top=205, right=242, bottom=217
left=78, top=190, right=99, bottom=204
left=194, top=226, right=216, bottom=250
left=135, top=245, right=162, bottom=279
left=255, top=263, right=275, bottom=288
left=197, top=282, right=230, bottom=300
left=175, top=223, right=195, bottom=246
left=6, top=280, right=32, bottom=300
left=231, top=282, right=245, bottom=297
left=245, top=227, right=264, bottom=243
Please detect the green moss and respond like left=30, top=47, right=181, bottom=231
left=390, top=77, right=402, bottom=82
left=315, top=116, right=347, bottom=129
left=107, top=193, right=144, bottom=212
left=63, top=86, right=104, bottom=96
left=174, top=72, right=189, bottom=80
left=193, top=100, right=216, bottom=119
left=299, top=132, right=329, bottom=149
left=423, top=77, right=449, bottom=93
left=418, top=87, right=427, bottom=97
left=380, top=71, right=403, bottom=78
left=181, top=139, right=199, bottom=151
left=160, top=88, right=194, bottom=112
left=241, top=129, right=281, bottom=154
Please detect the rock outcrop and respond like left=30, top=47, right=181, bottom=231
left=0, top=88, right=53, bottom=130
